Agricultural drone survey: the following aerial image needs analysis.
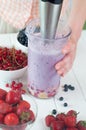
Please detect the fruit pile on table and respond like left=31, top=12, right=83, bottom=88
left=45, top=109, right=86, bottom=130
left=0, top=88, right=35, bottom=126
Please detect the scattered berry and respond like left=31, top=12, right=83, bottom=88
left=63, top=102, right=68, bottom=107
left=68, top=85, right=75, bottom=90
left=5, top=81, right=26, bottom=94
left=63, top=84, right=75, bottom=91
left=59, top=96, right=64, bottom=101
left=63, top=84, right=68, bottom=92
left=52, top=109, right=57, bottom=115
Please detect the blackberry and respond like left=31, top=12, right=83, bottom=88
left=17, top=28, right=28, bottom=47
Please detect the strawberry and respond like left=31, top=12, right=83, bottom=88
left=28, top=109, right=35, bottom=121
left=0, top=102, right=12, bottom=114
left=0, top=88, right=7, bottom=100
left=5, top=90, right=21, bottom=105
left=20, top=109, right=35, bottom=123
left=16, top=100, right=31, bottom=115
left=4, top=113, right=19, bottom=125
left=64, top=115, right=76, bottom=127
left=16, top=100, right=33, bottom=123
left=56, top=113, right=66, bottom=121
left=0, top=99, right=5, bottom=104
left=45, top=115, right=56, bottom=127
left=67, top=110, right=78, bottom=117
left=51, top=120, right=65, bottom=130
left=77, top=120, right=86, bottom=130
left=66, top=127, right=79, bottom=130
left=0, top=113, right=4, bottom=123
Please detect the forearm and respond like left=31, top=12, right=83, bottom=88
left=68, top=0, right=86, bottom=42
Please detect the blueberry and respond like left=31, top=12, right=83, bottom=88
left=63, top=84, right=68, bottom=92
left=68, top=85, right=75, bottom=90
left=59, top=96, right=64, bottom=101
left=52, top=109, right=57, bottom=115
left=63, top=102, right=68, bottom=107
left=17, top=28, right=28, bottom=47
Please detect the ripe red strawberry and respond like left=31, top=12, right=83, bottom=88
left=16, top=100, right=31, bottom=115
left=4, top=113, right=19, bottom=125
left=45, top=115, right=56, bottom=127
left=0, top=102, right=12, bottom=114
left=77, top=120, right=86, bottom=130
left=0, top=99, right=5, bottom=104
left=56, top=113, right=66, bottom=121
left=0, top=88, right=7, bottom=100
left=66, top=127, right=79, bottom=130
left=28, top=109, right=35, bottom=121
left=0, top=113, right=4, bottom=123
left=67, top=110, right=77, bottom=117
left=5, top=90, right=21, bottom=105
left=20, top=109, right=35, bottom=123
left=64, top=115, right=76, bottom=127
left=51, top=120, right=65, bottom=130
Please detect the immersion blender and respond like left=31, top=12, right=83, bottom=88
left=40, top=0, right=63, bottom=39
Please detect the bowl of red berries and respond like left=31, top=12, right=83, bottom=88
left=0, top=87, right=37, bottom=130
left=0, top=46, right=28, bottom=81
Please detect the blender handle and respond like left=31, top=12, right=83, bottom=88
left=40, top=0, right=63, bottom=39
left=41, top=0, right=63, bottom=4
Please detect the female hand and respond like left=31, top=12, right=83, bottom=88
left=55, top=37, right=77, bottom=76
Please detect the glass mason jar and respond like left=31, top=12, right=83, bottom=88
left=26, top=19, right=71, bottom=99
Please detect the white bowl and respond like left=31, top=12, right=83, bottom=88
left=0, top=36, right=28, bottom=81
left=0, top=66, right=27, bottom=81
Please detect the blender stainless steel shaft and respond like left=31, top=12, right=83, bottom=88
left=40, top=0, right=63, bottom=39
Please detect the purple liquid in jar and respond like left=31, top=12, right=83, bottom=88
left=28, top=36, right=68, bottom=98
left=27, top=19, right=71, bottom=98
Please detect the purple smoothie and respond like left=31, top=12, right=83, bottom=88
left=28, top=36, right=68, bottom=98
left=27, top=19, right=71, bottom=98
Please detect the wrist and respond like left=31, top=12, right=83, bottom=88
left=68, top=20, right=84, bottom=44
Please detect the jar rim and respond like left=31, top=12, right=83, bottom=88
left=26, top=19, right=71, bottom=42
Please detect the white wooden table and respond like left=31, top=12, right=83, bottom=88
left=0, top=31, right=86, bottom=130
